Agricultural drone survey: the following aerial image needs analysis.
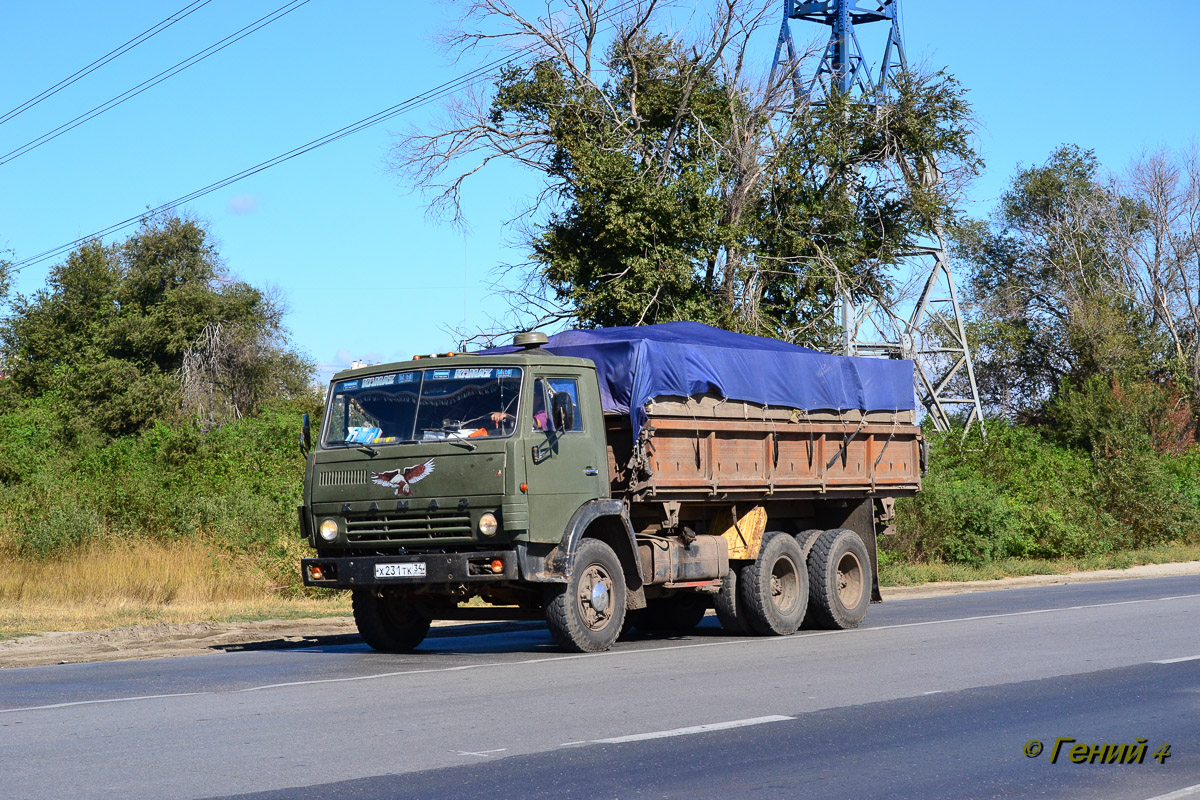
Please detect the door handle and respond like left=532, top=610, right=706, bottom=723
left=583, top=467, right=599, bottom=476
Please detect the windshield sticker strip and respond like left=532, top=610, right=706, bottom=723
left=340, top=373, right=417, bottom=392
left=453, top=368, right=494, bottom=379
left=361, top=372, right=416, bottom=388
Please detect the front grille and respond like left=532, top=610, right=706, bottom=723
left=345, top=511, right=472, bottom=542
left=319, top=469, right=369, bottom=488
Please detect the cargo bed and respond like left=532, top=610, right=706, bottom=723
left=607, top=396, right=922, bottom=503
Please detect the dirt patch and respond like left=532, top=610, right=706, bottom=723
left=4, top=562, right=1199, bottom=669
left=0, top=617, right=360, bottom=669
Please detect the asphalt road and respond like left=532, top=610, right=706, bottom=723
left=2, top=575, right=1198, bottom=800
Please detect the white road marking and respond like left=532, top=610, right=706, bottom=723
left=7, top=591, right=1200, bottom=712
left=559, top=741, right=587, bottom=747
left=0, top=692, right=211, bottom=714
left=1143, top=784, right=1200, bottom=800
left=922, top=691, right=943, bottom=695
left=592, top=715, right=794, bottom=744
left=453, top=748, right=507, bottom=757
left=1153, top=655, right=1200, bottom=664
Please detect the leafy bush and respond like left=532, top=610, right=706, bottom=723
left=1048, top=374, right=1194, bottom=456
left=0, top=399, right=316, bottom=589
left=889, top=417, right=1200, bottom=567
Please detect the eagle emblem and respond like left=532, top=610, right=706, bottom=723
left=371, top=459, right=435, bottom=496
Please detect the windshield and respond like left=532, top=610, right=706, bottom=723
left=321, top=367, right=522, bottom=447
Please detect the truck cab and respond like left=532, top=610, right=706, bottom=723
left=300, top=338, right=640, bottom=652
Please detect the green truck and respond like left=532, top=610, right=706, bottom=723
left=299, top=323, right=922, bottom=653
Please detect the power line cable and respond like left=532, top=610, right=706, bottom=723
left=6, top=0, right=642, bottom=273
left=0, top=0, right=312, bottom=167
left=0, top=0, right=214, bottom=127
left=7, top=59, right=501, bottom=271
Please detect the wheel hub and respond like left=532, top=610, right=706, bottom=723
left=590, top=581, right=610, bottom=613
left=577, top=564, right=615, bottom=630
left=835, top=552, right=864, bottom=606
left=770, top=556, right=801, bottom=614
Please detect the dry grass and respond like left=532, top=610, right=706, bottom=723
left=879, top=541, right=1200, bottom=587
left=0, top=539, right=349, bottom=636
left=0, top=598, right=352, bottom=639
left=5, top=538, right=1200, bottom=638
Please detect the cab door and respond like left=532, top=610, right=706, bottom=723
left=524, top=370, right=608, bottom=544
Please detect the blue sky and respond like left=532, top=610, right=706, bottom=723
left=2, top=1, right=1198, bottom=383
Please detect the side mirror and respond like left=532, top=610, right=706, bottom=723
left=551, top=392, right=575, bottom=432
left=300, top=412, right=312, bottom=456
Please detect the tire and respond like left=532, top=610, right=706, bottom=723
left=739, top=531, right=808, bottom=636
left=638, top=594, right=709, bottom=633
left=352, top=588, right=431, bottom=652
left=794, top=528, right=824, bottom=558
left=805, top=528, right=871, bottom=630
left=544, top=538, right=627, bottom=652
left=715, top=563, right=751, bottom=635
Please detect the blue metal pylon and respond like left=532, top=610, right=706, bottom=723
left=771, top=0, right=987, bottom=438
left=772, top=0, right=906, bottom=102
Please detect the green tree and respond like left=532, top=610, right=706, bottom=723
left=961, top=145, right=1162, bottom=419
left=963, top=144, right=1200, bottom=434
left=393, top=0, right=979, bottom=346
left=0, top=215, right=312, bottom=437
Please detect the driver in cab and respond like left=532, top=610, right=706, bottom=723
left=489, top=385, right=549, bottom=432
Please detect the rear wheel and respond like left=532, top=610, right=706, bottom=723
left=352, top=588, right=431, bottom=652
left=715, top=563, right=751, bottom=634
left=638, top=594, right=709, bottom=633
left=544, top=538, right=627, bottom=652
left=805, top=528, right=871, bottom=630
left=739, top=532, right=808, bottom=636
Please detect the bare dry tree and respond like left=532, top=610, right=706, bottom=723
left=393, top=1, right=821, bottom=328
left=1087, top=147, right=1200, bottom=408
left=393, top=1, right=977, bottom=347
left=179, top=288, right=311, bottom=428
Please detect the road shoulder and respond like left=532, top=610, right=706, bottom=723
left=881, top=560, right=1200, bottom=600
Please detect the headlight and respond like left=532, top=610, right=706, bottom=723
left=478, top=512, right=498, bottom=537
left=319, top=519, right=339, bottom=541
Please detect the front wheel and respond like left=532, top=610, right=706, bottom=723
left=544, top=538, right=627, bottom=652
left=352, top=588, right=431, bottom=652
left=739, top=532, right=808, bottom=636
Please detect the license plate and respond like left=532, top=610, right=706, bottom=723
left=375, top=562, right=427, bottom=579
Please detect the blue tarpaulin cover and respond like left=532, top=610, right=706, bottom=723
left=483, top=321, right=914, bottom=437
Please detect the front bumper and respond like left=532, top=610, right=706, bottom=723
left=302, top=551, right=519, bottom=588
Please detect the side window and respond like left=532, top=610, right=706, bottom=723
left=530, top=379, right=550, bottom=431
left=547, top=378, right=583, bottom=432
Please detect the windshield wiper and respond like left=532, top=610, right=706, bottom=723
left=327, top=441, right=380, bottom=456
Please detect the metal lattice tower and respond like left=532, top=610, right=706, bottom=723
left=774, top=0, right=906, bottom=98
left=772, top=0, right=985, bottom=436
